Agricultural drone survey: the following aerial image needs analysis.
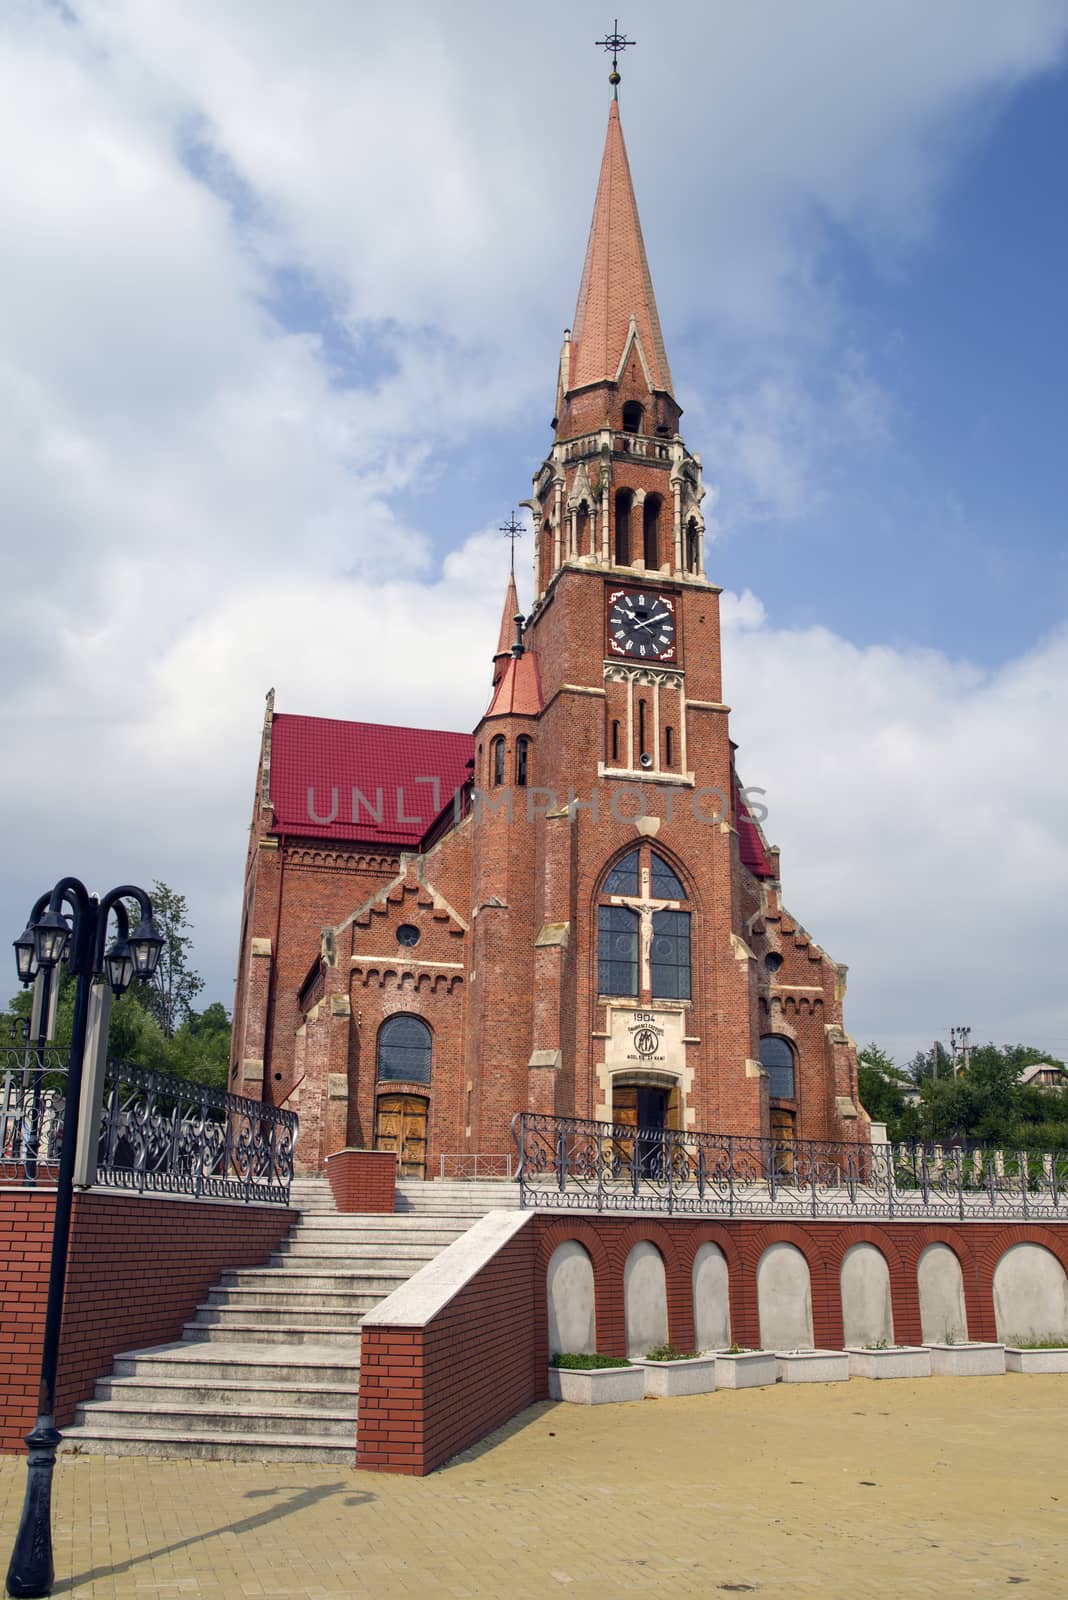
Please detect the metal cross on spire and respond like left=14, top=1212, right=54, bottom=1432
left=596, top=18, right=636, bottom=98
left=500, top=510, right=524, bottom=576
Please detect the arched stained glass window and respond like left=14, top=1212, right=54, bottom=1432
left=598, top=905, right=639, bottom=998
left=760, top=1035, right=796, bottom=1099
left=650, top=853, right=685, bottom=901
left=377, top=1016, right=432, bottom=1085
left=603, top=850, right=640, bottom=896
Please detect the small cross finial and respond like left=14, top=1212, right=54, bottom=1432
left=500, top=510, right=524, bottom=577
left=596, top=18, right=635, bottom=98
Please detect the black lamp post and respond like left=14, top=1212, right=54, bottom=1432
left=6, top=878, right=163, bottom=1600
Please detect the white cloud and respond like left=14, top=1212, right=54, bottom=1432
left=722, top=607, right=1068, bottom=1064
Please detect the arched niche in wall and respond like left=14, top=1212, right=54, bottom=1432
left=840, top=1243, right=894, bottom=1348
left=756, top=1242, right=814, bottom=1351
left=624, top=1240, right=668, bottom=1356
left=547, top=1240, right=596, bottom=1357
left=917, top=1243, right=967, bottom=1344
left=993, top=1243, right=1068, bottom=1346
left=692, top=1242, right=731, bottom=1351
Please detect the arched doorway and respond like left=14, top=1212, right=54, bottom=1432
left=612, top=1076, right=681, bottom=1174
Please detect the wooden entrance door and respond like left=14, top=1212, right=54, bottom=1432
left=770, top=1108, right=796, bottom=1178
left=612, top=1085, right=671, bottom=1176
left=375, top=1094, right=428, bottom=1179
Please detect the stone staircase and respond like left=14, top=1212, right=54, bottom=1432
left=61, top=1175, right=519, bottom=1463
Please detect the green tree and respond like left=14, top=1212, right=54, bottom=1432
left=857, top=1042, right=907, bottom=1126
left=136, top=880, right=205, bottom=1039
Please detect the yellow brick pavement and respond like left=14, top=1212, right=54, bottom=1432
left=0, top=1376, right=1065, bottom=1599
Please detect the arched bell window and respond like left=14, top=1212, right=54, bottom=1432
left=491, top=735, right=505, bottom=787
left=614, top=489, right=633, bottom=566
left=686, top=517, right=700, bottom=574
left=622, top=400, right=644, bottom=434
left=643, top=494, right=662, bottom=570
left=760, top=1035, right=796, bottom=1099
left=597, top=846, right=691, bottom=1001
left=516, top=736, right=530, bottom=787
left=377, top=1015, right=432, bottom=1085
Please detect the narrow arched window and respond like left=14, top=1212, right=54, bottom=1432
left=377, top=1015, right=432, bottom=1085
left=664, top=725, right=674, bottom=767
left=622, top=401, right=644, bottom=434
left=638, top=698, right=648, bottom=758
left=615, top=490, right=633, bottom=566
left=491, top=736, right=505, bottom=787
left=760, top=1035, right=796, bottom=1099
left=643, top=494, right=661, bottom=569
left=611, top=720, right=620, bottom=763
left=576, top=500, right=589, bottom=556
left=686, top=517, right=700, bottom=574
left=516, top=736, right=530, bottom=787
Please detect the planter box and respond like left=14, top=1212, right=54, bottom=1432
left=548, top=1364, right=645, bottom=1404
left=846, top=1346, right=931, bottom=1380
left=925, top=1342, right=1006, bottom=1377
left=1004, top=1347, right=1068, bottom=1374
left=776, top=1350, right=849, bottom=1384
left=633, top=1354, right=717, bottom=1398
left=712, top=1351, right=777, bottom=1389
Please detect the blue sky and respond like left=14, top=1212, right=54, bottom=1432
left=2, top=1, right=1067, bottom=1069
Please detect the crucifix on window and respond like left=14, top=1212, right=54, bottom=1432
left=597, top=847, right=691, bottom=1000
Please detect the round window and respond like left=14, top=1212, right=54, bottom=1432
left=396, top=924, right=420, bottom=948
left=765, top=952, right=783, bottom=973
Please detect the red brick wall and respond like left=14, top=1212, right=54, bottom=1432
left=0, top=1189, right=296, bottom=1452
left=326, top=1149, right=396, bottom=1213
left=354, top=1213, right=1068, bottom=1477
left=357, top=1222, right=537, bottom=1476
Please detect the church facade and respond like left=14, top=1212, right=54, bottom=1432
left=230, top=101, right=869, bottom=1177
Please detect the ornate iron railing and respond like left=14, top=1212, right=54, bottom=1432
left=98, top=1061, right=297, bottom=1203
left=1, top=1047, right=68, bottom=1182
left=1, top=1046, right=297, bottom=1202
left=512, top=1111, right=1068, bottom=1222
left=438, top=1153, right=514, bottom=1180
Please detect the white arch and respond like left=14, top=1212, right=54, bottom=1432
left=692, top=1242, right=731, bottom=1350
left=918, top=1243, right=967, bottom=1343
left=757, top=1243, right=813, bottom=1350
left=624, top=1241, right=668, bottom=1356
left=840, top=1243, right=894, bottom=1347
left=546, top=1241, right=596, bottom=1356
left=993, top=1244, right=1068, bottom=1345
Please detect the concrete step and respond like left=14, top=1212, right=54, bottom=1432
left=207, top=1286, right=387, bottom=1312
left=225, top=1268, right=420, bottom=1293
left=192, top=1302, right=371, bottom=1329
left=72, top=1400, right=356, bottom=1441
left=267, top=1248, right=439, bottom=1270
left=95, top=1375, right=359, bottom=1411
left=277, top=1234, right=467, bottom=1255
left=289, top=1213, right=479, bottom=1230
left=60, top=1426, right=355, bottom=1464
left=112, top=1341, right=361, bottom=1386
left=183, top=1321, right=361, bottom=1346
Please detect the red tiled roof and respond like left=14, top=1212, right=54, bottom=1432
left=570, top=101, right=673, bottom=395
left=485, top=651, right=543, bottom=719
left=270, top=713, right=473, bottom=846
left=736, top=785, right=774, bottom=879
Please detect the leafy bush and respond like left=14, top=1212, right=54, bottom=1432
left=643, top=1344, right=699, bottom=1362
left=550, top=1352, right=631, bottom=1369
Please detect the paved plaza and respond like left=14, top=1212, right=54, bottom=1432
left=1, top=1376, right=1065, bottom=1599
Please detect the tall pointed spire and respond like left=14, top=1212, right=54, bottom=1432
left=569, top=101, right=673, bottom=397
left=494, top=570, right=520, bottom=662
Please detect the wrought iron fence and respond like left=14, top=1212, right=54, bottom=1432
left=1, top=1047, right=68, bottom=1182
left=1, top=1046, right=297, bottom=1203
left=512, top=1111, right=1068, bottom=1221
left=98, top=1061, right=297, bottom=1203
left=438, top=1153, right=515, bottom=1180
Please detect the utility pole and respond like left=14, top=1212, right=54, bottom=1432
left=931, top=1041, right=939, bottom=1081
left=949, top=1026, right=971, bottom=1078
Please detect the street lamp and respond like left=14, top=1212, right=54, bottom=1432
left=6, top=877, right=163, bottom=1600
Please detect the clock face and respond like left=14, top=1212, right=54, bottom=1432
left=606, top=588, right=678, bottom=661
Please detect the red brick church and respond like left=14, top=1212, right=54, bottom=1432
left=230, top=99, right=870, bottom=1177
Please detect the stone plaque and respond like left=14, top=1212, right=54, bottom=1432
left=605, top=1008, right=686, bottom=1073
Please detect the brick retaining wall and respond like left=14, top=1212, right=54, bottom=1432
left=0, top=1188, right=296, bottom=1453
